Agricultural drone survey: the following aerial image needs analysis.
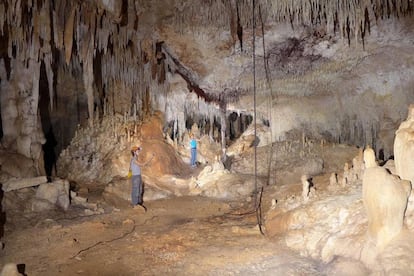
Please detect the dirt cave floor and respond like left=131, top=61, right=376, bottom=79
left=1, top=195, right=330, bottom=275
left=0, top=143, right=360, bottom=275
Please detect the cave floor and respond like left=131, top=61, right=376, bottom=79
left=1, top=193, right=325, bottom=275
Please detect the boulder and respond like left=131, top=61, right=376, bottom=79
left=34, top=179, right=70, bottom=210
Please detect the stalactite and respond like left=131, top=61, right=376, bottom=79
left=83, top=38, right=95, bottom=128
left=54, top=0, right=66, bottom=50
left=64, top=4, right=76, bottom=65
left=0, top=3, right=5, bottom=35
left=39, top=1, right=51, bottom=43
left=168, top=0, right=409, bottom=45
left=43, top=52, right=54, bottom=110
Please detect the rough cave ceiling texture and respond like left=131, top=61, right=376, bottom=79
left=0, top=0, right=414, bottom=161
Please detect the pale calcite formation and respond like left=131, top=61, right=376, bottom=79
left=264, top=144, right=414, bottom=273
left=301, top=175, right=310, bottom=202
left=0, top=263, right=20, bottom=276
left=33, top=179, right=70, bottom=211
left=329, top=172, right=338, bottom=186
left=362, top=147, right=411, bottom=249
left=341, top=162, right=350, bottom=187
left=394, top=104, right=414, bottom=184
left=265, top=186, right=366, bottom=263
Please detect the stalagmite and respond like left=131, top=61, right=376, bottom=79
left=341, top=162, right=350, bottom=187
left=394, top=104, right=414, bottom=184
left=301, top=175, right=310, bottom=202
left=220, top=104, right=227, bottom=162
left=362, top=146, right=411, bottom=249
left=329, top=172, right=337, bottom=186
left=0, top=263, right=20, bottom=276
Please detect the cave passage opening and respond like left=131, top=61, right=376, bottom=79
left=39, top=61, right=57, bottom=179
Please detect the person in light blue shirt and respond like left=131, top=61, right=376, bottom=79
left=189, top=134, right=197, bottom=167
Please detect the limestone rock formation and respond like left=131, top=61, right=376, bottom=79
left=2, top=176, right=47, bottom=192
left=362, top=147, right=411, bottom=249
left=394, top=104, right=414, bottom=184
left=33, top=179, right=70, bottom=211
left=0, top=263, right=21, bottom=276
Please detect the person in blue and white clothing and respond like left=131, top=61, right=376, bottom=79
left=189, top=134, right=197, bottom=168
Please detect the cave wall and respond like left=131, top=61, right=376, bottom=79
left=0, top=58, right=45, bottom=174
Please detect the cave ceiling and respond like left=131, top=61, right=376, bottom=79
left=0, top=0, right=413, bottom=124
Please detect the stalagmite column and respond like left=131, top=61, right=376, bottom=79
left=301, top=175, right=310, bottom=202
left=26, top=59, right=46, bottom=175
left=178, top=111, right=185, bottom=142
left=362, top=146, right=411, bottom=249
left=220, top=101, right=227, bottom=161
left=394, top=104, right=414, bottom=184
left=0, top=59, right=46, bottom=174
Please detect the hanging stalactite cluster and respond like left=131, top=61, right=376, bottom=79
left=173, top=0, right=411, bottom=45
left=0, top=0, right=411, bottom=114
left=0, top=0, right=170, bottom=126
left=0, top=0, right=412, bottom=131
left=267, top=0, right=411, bottom=45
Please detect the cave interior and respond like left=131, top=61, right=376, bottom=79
left=1, top=0, right=414, bottom=275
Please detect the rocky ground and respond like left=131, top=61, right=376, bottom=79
left=0, top=139, right=364, bottom=276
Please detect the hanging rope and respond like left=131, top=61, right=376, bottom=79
left=258, top=3, right=274, bottom=188
left=252, top=0, right=264, bottom=235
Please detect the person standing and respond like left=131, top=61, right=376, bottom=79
left=190, top=134, right=197, bottom=168
left=130, top=146, right=154, bottom=210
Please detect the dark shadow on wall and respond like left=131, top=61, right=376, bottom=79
left=17, top=264, right=27, bottom=276
left=39, top=61, right=58, bottom=180
left=43, top=127, right=57, bottom=180
left=0, top=81, right=2, bottom=140
left=0, top=183, right=6, bottom=245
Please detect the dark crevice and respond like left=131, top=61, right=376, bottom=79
left=39, top=61, right=57, bottom=179
left=236, top=1, right=243, bottom=51
left=0, top=29, right=11, bottom=80
left=0, top=97, right=2, bottom=140
left=119, top=0, right=129, bottom=26
left=93, top=49, right=104, bottom=117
